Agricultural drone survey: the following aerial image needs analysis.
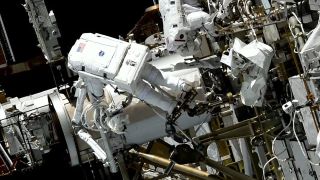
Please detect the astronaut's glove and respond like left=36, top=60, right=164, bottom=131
left=167, top=87, right=198, bottom=122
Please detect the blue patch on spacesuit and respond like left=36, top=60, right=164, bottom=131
left=99, top=50, right=105, bottom=56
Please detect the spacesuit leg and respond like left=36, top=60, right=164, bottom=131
left=72, top=85, right=87, bottom=125
left=141, top=63, right=192, bottom=93
left=134, top=79, right=177, bottom=114
left=77, top=129, right=107, bottom=162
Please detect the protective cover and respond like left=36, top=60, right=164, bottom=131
left=221, top=38, right=274, bottom=106
left=234, top=38, right=273, bottom=70
left=113, top=43, right=150, bottom=93
left=159, top=0, right=188, bottom=51
left=68, top=33, right=130, bottom=79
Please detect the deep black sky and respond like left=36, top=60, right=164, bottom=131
left=0, top=0, right=155, bottom=63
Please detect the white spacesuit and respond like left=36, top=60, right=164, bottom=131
left=68, top=33, right=192, bottom=124
left=159, top=0, right=214, bottom=56
left=221, top=38, right=274, bottom=106
left=67, top=33, right=195, bottom=171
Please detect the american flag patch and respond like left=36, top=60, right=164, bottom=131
left=77, top=43, right=86, bottom=52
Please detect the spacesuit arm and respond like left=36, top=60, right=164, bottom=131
left=159, top=0, right=212, bottom=56
left=72, top=79, right=87, bottom=125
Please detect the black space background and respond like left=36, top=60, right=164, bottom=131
left=0, top=0, right=154, bottom=62
left=0, top=0, right=155, bottom=97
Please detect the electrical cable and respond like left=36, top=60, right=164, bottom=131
left=194, top=119, right=208, bottom=134
left=81, top=103, right=93, bottom=125
left=271, top=110, right=293, bottom=162
left=99, top=106, right=110, bottom=130
left=80, top=98, right=119, bottom=132
left=267, top=101, right=320, bottom=179
left=174, top=124, right=199, bottom=145
left=80, top=102, right=100, bottom=132
left=268, top=109, right=319, bottom=180
left=262, top=156, right=277, bottom=180
left=292, top=110, right=320, bottom=166
left=291, top=12, right=306, bottom=34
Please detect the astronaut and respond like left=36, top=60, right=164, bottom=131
left=159, top=0, right=215, bottom=56
left=221, top=38, right=274, bottom=106
left=67, top=33, right=196, bottom=170
left=68, top=33, right=193, bottom=125
left=159, top=0, right=274, bottom=107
